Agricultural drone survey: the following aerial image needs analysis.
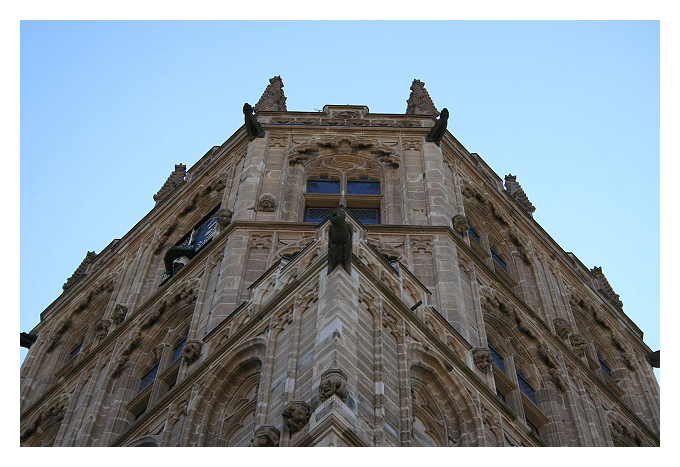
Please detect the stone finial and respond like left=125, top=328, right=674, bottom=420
left=472, top=348, right=493, bottom=372
left=318, top=368, right=348, bottom=402
left=504, top=174, right=536, bottom=215
left=590, top=266, right=623, bottom=308
left=254, top=76, right=287, bottom=112
left=405, top=79, right=439, bottom=117
left=154, top=164, right=186, bottom=204
left=251, top=426, right=280, bottom=447
left=63, top=251, right=97, bottom=291
left=282, top=401, right=311, bottom=434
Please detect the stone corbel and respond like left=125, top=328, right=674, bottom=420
left=251, top=426, right=280, bottom=447
left=282, top=401, right=311, bottom=434
left=472, top=348, right=493, bottom=372
left=318, top=368, right=349, bottom=403
left=182, top=339, right=202, bottom=364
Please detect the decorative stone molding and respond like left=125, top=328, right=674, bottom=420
left=405, top=79, right=439, bottom=116
left=552, top=318, right=571, bottom=340
left=94, top=319, right=111, bottom=340
left=154, top=221, right=179, bottom=255
left=63, top=251, right=97, bottom=291
left=536, top=344, right=566, bottom=392
left=111, top=304, right=128, bottom=325
left=21, top=396, right=69, bottom=441
left=249, top=233, right=273, bottom=250
left=410, top=236, right=433, bottom=253
left=177, top=176, right=227, bottom=219
left=287, top=135, right=400, bottom=168
left=590, top=266, right=623, bottom=308
left=569, top=334, right=587, bottom=357
left=282, top=401, right=311, bottom=434
left=251, top=426, right=280, bottom=447
left=182, top=339, right=202, bottom=363
left=72, top=277, right=116, bottom=314
left=504, top=174, right=535, bottom=215
left=452, top=215, right=469, bottom=236
left=153, top=163, right=186, bottom=204
left=256, top=194, right=277, bottom=212
left=472, top=348, right=493, bottom=372
left=45, top=317, right=73, bottom=352
left=254, top=75, right=287, bottom=112
left=610, top=419, right=643, bottom=447
left=109, top=329, right=143, bottom=378
left=142, top=285, right=198, bottom=330
left=318, top=368, right=349, bottom=403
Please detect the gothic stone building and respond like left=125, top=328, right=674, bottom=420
left=20, top=77, right=660, bottom=447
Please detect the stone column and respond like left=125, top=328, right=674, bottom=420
left=423, top=141, right=454, bottom=226
left=232, top=138, right=267, bottom=221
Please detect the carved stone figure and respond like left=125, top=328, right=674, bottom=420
left=182, top=340, right=202, bottom=363
left=472, top=348, right=493, bottom=372
left=282, top=401, right=311, bottom=434
left=318, top=368, right=348, bottom=402
left=552, top=318, right=571, bottom=340
left=94, top=320, right=111, bottom=340
left=251, top=426, right=280, bottom=447
left=569, top=334, right=587, bottom=357
left=111, top=304, right=128, bottom=325
left=327, top=210, right=352, bottom=275
left=163, top=244, right=197, bottom=278
left=646, top=350, right=660, bottom=368
left=216, top=208, right=233, bottom=228
left=452, top=215, right=469, bottom=236
left=425, top=107, right=449, bottom=146
left=257, top=194, right=277, bottom=212
left=243, top=103, right=265, bottom=141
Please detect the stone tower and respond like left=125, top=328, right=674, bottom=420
left=20, top=78, right=659, bottom=447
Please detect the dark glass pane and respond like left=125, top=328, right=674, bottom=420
left=349, top=208, right=380, bottom=224
left=193, top=211, right=218, bottom=251
left=598, top=356, right=613, bottom=378
left=307, top=180, right=340, bottom=194
left=172, top=336, right=187, bottom=363
left=526, top=418, right=540, bottom=435
left=139, top=361, right=159, bottom=392
left=69, top=340, right=83, bottom=359
left=491, top=248, right=508, bottom=271
left=305, top=207, right=335, bottom=223
left=468, top=227, right=481, bottom=243
left=347, top=180, right=380, bottom=194
left=487, top=342, right=505, bottom=372
left=517, top=372, right=537, bottom=405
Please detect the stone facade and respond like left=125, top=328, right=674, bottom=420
left=20, top=78, right=659, bottom=447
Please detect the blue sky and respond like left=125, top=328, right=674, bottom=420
left=20, top=21, right=660, bottom=379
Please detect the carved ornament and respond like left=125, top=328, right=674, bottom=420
left=251, top=426, right=280, bottom=447
left=182, top=339, right=202, bottom=364
left=318, top=368, right=349, bottom=403
left=552, top=318, right=571, bottom=340
left=282, top=401, right=311, bottom=434
left=472, top=348, right=493, bottom=372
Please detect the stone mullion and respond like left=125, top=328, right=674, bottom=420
left=186, top=260, right=214, bottom=341
left=528, top=258, right=553, bottom=325
left=395, top=322, right=410, bottom=446
left=560, top=373, right=591, bottom=446
left=177, top=383, right=201, bottom=446
left=259, top=322, right=279, bottom=427
left=371, top=298, right=385, bottom=446
left=130, top=234, right=161, bottom=310
left=61, top=363, right=101, bottom=446
left=285, top=299, right=302, bottom=404
left=198, top=252, right=225, bottom=339
left=466, top=262, right=495, bottom=388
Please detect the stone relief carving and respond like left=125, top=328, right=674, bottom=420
left=472, top=348, right=493, bottom=372
left=287, top=135, right=400, bottom=168
left=110, top=329, right=142, bottom=378
left=243, top=103, right=265, bottom=141
left=569, top=334, right=587, bottom=357
left=256, top=194, right=277, bottom=212
left=552, top=318, right=571, bottom=340
left=318, top=368, right=349, bottom=403
left=142, top=285, right=198, bottom=330
left=154, top=163, right=186, bottom=204
left=282, top=401, right=311, bottom=434
left=251, top=426, right=280, bottom=447
left=94, top=319, right=111, bottom=340
left=452, top=215, right=469, bottom=236
left=72, top=277, right=116, bottom=314
left=182, top=339, right=202, bottom=363
left=45, top=317, right=73, bottom=352
left=111, top=304, right=128, bottom=325
left=21, top=396, right=69, bottom=442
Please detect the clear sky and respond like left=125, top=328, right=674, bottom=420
left=20, top=21, right=660, bottom=381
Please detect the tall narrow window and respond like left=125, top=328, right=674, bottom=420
left=348, top=208, right=380, bottom=224
left=69, top=338, right=84, bottom=360
left=468, top=226, right=481, bottom=244
left=516, top=371, right=537, bottom=405
left=172, top=335, right=188, bottom=363
left=491, top=248, right=508, bottom=271
left=598, top=355, right=613, bottom=378
left=487, top=341, right=505, bottom=372
left=139, top=361, right=159, bottom=392
left=307, top=179, right=341, bottom=194
left=347, top=179, right=380, bottom=194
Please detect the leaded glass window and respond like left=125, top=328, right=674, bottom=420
left=307, top=180, right=341, bottom=194
left=69, top=339, right=84, bottom=360
left=491, top=248, right=508, bottom=271
left=348, top=208, right=380, bottom=224
left=598, top=355, right=613, bottom=378
left=172, top=336, right=187, bottom=363
left=305, top=207, right=335, bottom=223
left=347, top=180, right=380, bottom=194
left=139, top=361, right=159, bottom=392
left=517, top=371, right=537, bottom=405
left=468, top=227, right=481, bottom=244
left=488, top=341, right=505, bottom=372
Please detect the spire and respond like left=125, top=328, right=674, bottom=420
left=154, top=163, right=186, bottom=204
left=405, top=79, right=439, bottom=117
left=504, top=174, right=536, bottom=215
left=254, top=75, right=287, bottom=112
left=63, top=251, right=97, bottom=291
